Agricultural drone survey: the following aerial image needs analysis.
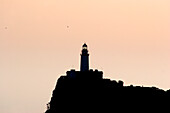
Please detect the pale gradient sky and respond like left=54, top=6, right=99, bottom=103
left=0, top=0, right=170, bottom=113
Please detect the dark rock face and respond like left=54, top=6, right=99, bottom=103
left=45, top=70, right=170, bottom=113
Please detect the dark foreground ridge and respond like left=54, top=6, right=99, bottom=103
left=45, top=70, right=170, bottom=113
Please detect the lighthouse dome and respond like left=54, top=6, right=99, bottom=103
left=83, top=43, right=87, bottom=47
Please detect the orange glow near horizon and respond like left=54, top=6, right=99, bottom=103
left=0, top=0, right=170, bottom=113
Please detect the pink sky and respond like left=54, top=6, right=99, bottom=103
left=0, top=0, right=170, bottom=113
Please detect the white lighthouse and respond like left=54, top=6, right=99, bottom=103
left=80, top=43, right=89, bottom=71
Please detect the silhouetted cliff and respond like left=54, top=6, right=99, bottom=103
left=45, top=69, right=170, bottom=113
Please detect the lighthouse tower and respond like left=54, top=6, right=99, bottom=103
left=80, top=43, right=89, bottom=71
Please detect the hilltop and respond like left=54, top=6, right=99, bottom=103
left=45, top=69, right=170, bottom=113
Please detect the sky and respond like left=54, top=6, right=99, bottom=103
left=0, top=0, right=170, bottom=113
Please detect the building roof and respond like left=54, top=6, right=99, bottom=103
left=83, top=43, right=87, bottom=47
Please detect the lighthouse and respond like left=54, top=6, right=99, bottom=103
left=80, top=43, right=89, bottom=71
